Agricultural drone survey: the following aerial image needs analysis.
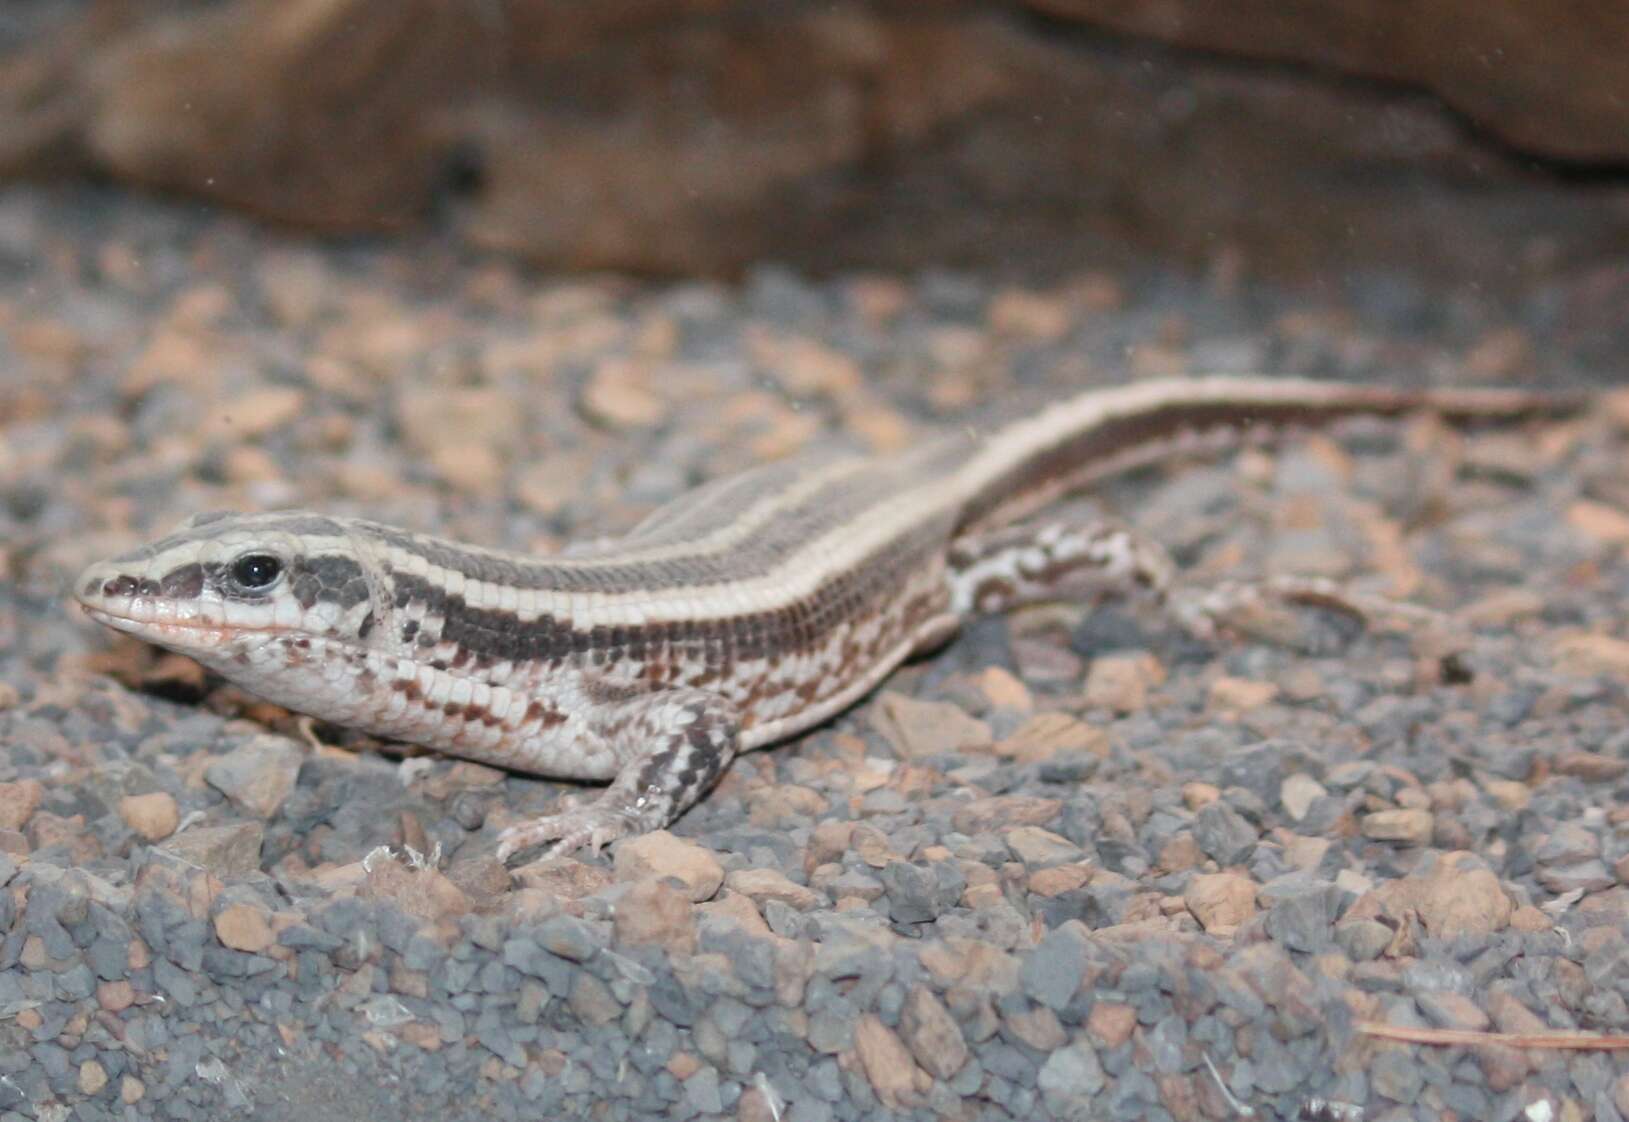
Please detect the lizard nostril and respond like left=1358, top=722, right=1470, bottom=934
left=103, top=575, right=139, bottom=598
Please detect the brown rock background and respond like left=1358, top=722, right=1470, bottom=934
left=3, top=0, right=1626, bottom=282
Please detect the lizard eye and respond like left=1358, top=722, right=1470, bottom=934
left=230, top=553, right=284, bottom=590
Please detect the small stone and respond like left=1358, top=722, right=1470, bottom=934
left=870, top=692, right=993, bottom=759
left=398, top=387, right=523, bottom=455
left=204, top=735, right=302, bottom=818
left=1370, top=1047, right=1423, bottom=1104
left=613, top=878, right=696, bottom=954
left=613, top=830, right=724, bottom=902
left=536, top=914, right=602, bottom=962
left=1417, top=853, right=1513, bottom=938
left=1022, top=924, right=1088, bottom=1010
left=119, top=792, right=179, bottom=841
left=996, top=711, right=1105, bottom=764
left=854, top=1014, right=917, bottom=1107
left=1182, top=782, right=1221, bottom=810
left=1361, top=809, right=1433, bottom=845
left=97, top=980, right=134, bottom=1012
left=1552, top=751, right=1628, bottom=781
left=1537, top=860, right=1614, bottom=894
left=951, top=796, right=1062, bottom=834
left=1334, top=918, right=1392, bottom=962
left=988, top=288, right=1072, bottom=341
left=724, top=868, right=824, bottom=911
left=79, top=1060, right=108, bottom=1095
left=214, top=903, right=273, bottom=952
left=1566, top=499, right=1629, bottom=544
left=1487, top=990, right=1548, bottom=1036
left=361, top=859, right=470, bottom=923
left=206, top=387, right=307, bottom=440
left=1284, top=834, right=1331, bottom=872
left=1209, top=676, right=1279, bottom=710
left=1083, top=653, right=1165, bottom=713
left=1535, top=823, right=1601, bottom=865
left=1416, top=990, right=1491, bottom=1032
left=1037, top=1038, right=1106, bottom=1099
left=0, top=778, right=43, bottom=831
left=976, top=666, right=1033, bottom=711
left=746, top=783, right=829, bottom=826
left=568, top=972, right=621, bottom=1026
left=581, top=357, right=666, bottom=428
left=155, top=822, right=264, bottom=876
left=679, top=1065, right=720, bottom=1115
left=900, top=986, right=967, bottom=1080
left=1157, top=834, right=1202, bottom=873
left=1005, top=826, right=1084, bottom=868
left=429, top=443, right=504, bottom=492
left=1194, top=801, right=1258, bottom=865
left=1005, top=1004, right=1067, bottom=1051
left=1028, top=863, right=1092, bottom=897
left=121, top=1076, right=145, bottom=1104
left=1554, top=633, right=1629, bottom=677
left=1510, top=905, right=1552, bottom=932
left=1086, top=1002, right=1137, bottom=1049
left=1279, top=774, right=1327, bottom=822
left=880, top=860, right=965, bottom=924
left=1185, top=872, right=1258, bottom=935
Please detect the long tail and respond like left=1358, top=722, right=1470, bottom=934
left=954, top=375, right=1586, bottom=532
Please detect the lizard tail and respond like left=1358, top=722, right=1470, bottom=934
left=953, top=375, right=1585, bottom=533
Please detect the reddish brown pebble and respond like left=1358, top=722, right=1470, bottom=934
left=1083, top=652, right=1165, bottom=713
left=97, top=980, right=134, bottom=1012
left=1185, top=872, right=1258, bottom=935
left=1360, top=808, right=1434, bottom=845
left=214, top=903, right=274, bottom=952
left=613, top=878, right=696, bottom=954
left=899, top=986, right=967, bottom=1079
left=613, top=830, right=723, bottom=902
left=1086, top=1002, right=1137, bottom=1049
left=975, top=666, right=1033, bottom=711
left=723, top=868, right=825, bottom=912
left=119, top=792, right=179, bottom=841
left=0, top=779, right=43, bottom=831
left=870, top=691, right=993, bottom=759
left=854, top=1014, right=918, bottom=1108
left=950, top=796, right=1061, bottom=834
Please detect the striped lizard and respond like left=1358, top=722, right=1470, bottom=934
left=73, top=377, right=1577, bottom=861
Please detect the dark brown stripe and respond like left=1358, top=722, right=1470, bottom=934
left=382, top=508, right=957, bottom=674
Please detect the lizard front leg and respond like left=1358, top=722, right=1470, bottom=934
left=495, top=686, right=741, bottom=863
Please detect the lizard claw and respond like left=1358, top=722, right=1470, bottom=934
left=495, top=801, right=637, bottom=863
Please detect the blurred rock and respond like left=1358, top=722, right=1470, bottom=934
left=1, top=0, right=1625, bottom=283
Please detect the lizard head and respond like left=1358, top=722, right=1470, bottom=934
left=74, top=511, right=381, bottom=672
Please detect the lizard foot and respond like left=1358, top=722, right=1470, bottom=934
left=1168, top=576, right=1451, bottom=653
left=495, top=797, right=641, bottom=863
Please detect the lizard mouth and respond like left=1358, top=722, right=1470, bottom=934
left=78, top=603, right=244, bottom=648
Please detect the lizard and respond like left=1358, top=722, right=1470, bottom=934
left=72, top=376, right=1580, bottom=861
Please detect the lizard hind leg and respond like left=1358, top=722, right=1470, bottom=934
left=495, top=687, right=741, bottom=863
left=947, top=518, right=1442, bottom=650
left=946, top=518, right=1179, bottom=617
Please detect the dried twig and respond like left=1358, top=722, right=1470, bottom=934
left=1357, top=1021, right=1629, bottom=1050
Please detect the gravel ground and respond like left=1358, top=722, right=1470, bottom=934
left=2, top=184, right=1628, bottom=1121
